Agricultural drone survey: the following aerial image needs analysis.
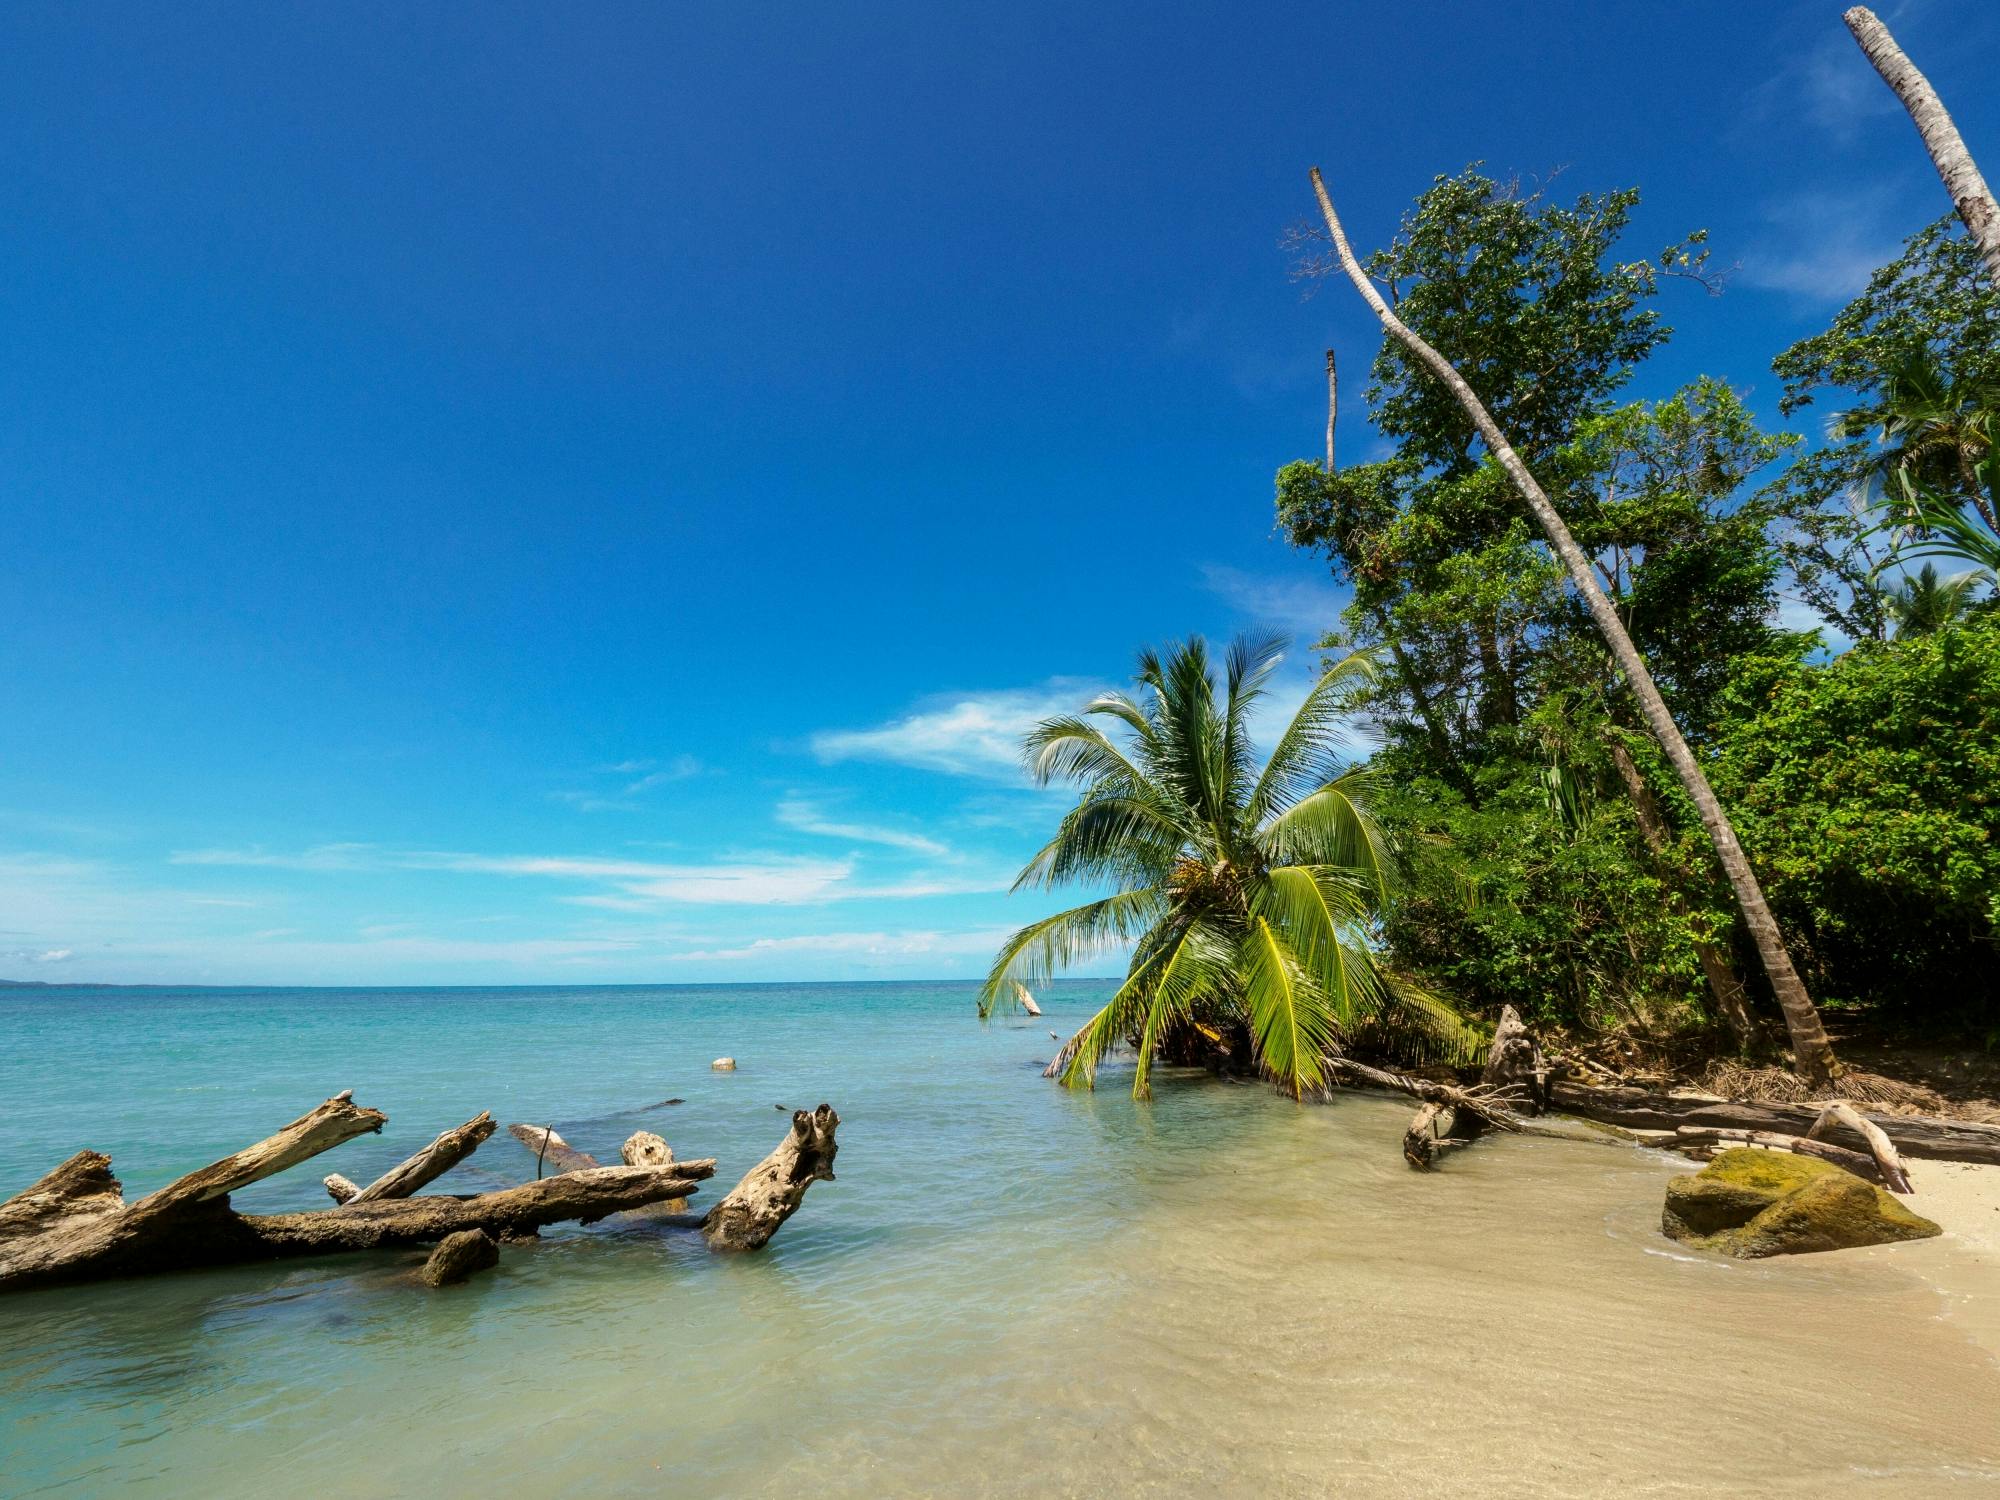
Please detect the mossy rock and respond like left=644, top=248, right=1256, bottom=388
left=1662, top=1148, right=1940, bottom=1258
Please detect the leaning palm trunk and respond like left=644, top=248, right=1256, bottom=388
left=1844, top=7, right=2000, bottom=292
left=1308, top=169, right=1841, bottom=1088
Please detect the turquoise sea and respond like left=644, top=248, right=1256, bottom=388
left=3, top=981, right=1999, bottom=1498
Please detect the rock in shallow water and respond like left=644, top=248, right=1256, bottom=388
left=420, top=1228, right=500, bottom=1286
left=1662, top=1148, right=1940, bottom=1258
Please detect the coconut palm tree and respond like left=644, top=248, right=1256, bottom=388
left=1883, top=562, right=1986, bottom=636
left=978, top=634, right=1471, bottom=1100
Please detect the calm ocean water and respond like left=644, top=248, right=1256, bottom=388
left=3, top=980, right=1999, bottom=1498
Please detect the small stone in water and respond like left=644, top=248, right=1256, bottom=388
left=712, top=1057, right=737, bottom=1072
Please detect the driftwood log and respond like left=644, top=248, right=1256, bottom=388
left=421, top=1228, right=499, bottom=1287
left=339, top=1111, right=497, bottom=1205
left=703, top=1104, right=839, bottom=1251
left=2, top=1090, right=841, bottom=1293
left=1548, top=1083, right=2000, bottom=1166
left=621, top=1131, right=688, bottom=1212
left=507, top=1123, right=601, bottom=1175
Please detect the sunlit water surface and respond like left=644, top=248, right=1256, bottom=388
left=2, top=982, right=1997, bottom=1498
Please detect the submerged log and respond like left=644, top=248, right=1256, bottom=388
left=506, top=1123, right=601, bottom=1175
left=421, top=1228, right=499, bottom=1287
left=703, top=1104, right=839, bottom=1251
left=243, top=1163, right=715, bottom=1257
left=1548, top=1083, right=2000, bottom=1166
left=345, top=1112, right=495, bottom=1205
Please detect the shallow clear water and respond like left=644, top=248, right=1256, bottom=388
left=2, top=981, right=1997, bottom=1498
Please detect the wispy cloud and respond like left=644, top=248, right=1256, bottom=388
left=1739, top=187, right=1907, bottom=303
left=811, top=680, right=1101, bottom=780
left=167, top=844, right=1003, bottom=908
left=774, top=797, right=948, bottom=855
left=666, top=927, right=1016, bottom=963
left=1199, top=563, right=1348, bottom=639
left=552, top=753, right=706, bottom=812
left=3, top=947, right=73, bottom=964
left=170, top=842, right=377, bottom=871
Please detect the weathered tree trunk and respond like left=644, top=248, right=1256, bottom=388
left=1309, top=167, right=1841, bottom=1088
left=1606, top=738, right=1757, bottom=1048
left=323, top=1174, right=360, bottom=1205
left=1548, top=1082, right=2000, bottom=1165
left=342, top=1111, right=495, bottom=1205
left=1844, top=7, right=2000, bottom=291
left=0, top=1091, right=387, bottom=1288
left=241, top=1163, right=713, bottom=1259
left=620, top=1131, right=688, bottom=1213
left=702, top=1104, right=840, bottom=1251
left=507, top=1123, right=601, bottom=1175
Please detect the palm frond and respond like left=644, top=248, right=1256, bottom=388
left=1238, top=915, right=1338, bottom=1097
left=977, top=888, right=1166, bottom=1017
left=1256, top=767, right=1392, bottom=893
left=1247, top=649, right=1378, bottom=822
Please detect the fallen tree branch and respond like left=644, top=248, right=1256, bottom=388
left=1808, top=1101, right=1914, bottom=1193
left=1, top=1091, right=387, bottom=1289
left=343, top=1111, right=496, bottom=1205
left=243, top=1163, right=715, bottom=1258
left=1329, top=1057, right=1527, bottom=1133
left=1547, top=1083, right=2000, bottom=1165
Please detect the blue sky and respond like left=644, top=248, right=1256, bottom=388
left=3, top=1, right=1995, bottom=985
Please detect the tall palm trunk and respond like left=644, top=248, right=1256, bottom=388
left=1309, top=168, right=1842, bottom=1087
left=1845, top=7, right=2000, bottom=292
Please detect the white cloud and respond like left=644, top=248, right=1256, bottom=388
left=774, top=797, right=948, bottom=856
left=3, top=947, right=73, bottom=964
left=811, top=680, right=1102, bottom=780
left=666, top=927, right=1016, bottom=963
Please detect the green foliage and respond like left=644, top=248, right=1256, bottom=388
left=1766, top=218, right=2000, bottom=638
left=1701, top=620, right=2000, bottom=1017
left=1275, top=169, right=2000, bottom=1046
left=1364, top=753, right=1717, bottom=1034
left=980, top=635, right=1477, bottom=1098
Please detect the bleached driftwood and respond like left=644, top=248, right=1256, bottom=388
left=3, top=1091, right=844, bottom=1293
left=507, top=1123, right=601, bottom=1175
left=1808, top=1101, right=1914, bottom=1193
left=620, top=1130, right=688, bottom=1213
left=0, top=1092, right=386, bottom=1288
left=703, top=1104, right=840, bottom=1251
left=421, top=1228, right=499, bottom=1287
left=0, top=1094, right=711, bottom=1292
left=1547, top=1083, right=2000, bottom=1165
left=344, top=1111, right=496, bottom=1205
